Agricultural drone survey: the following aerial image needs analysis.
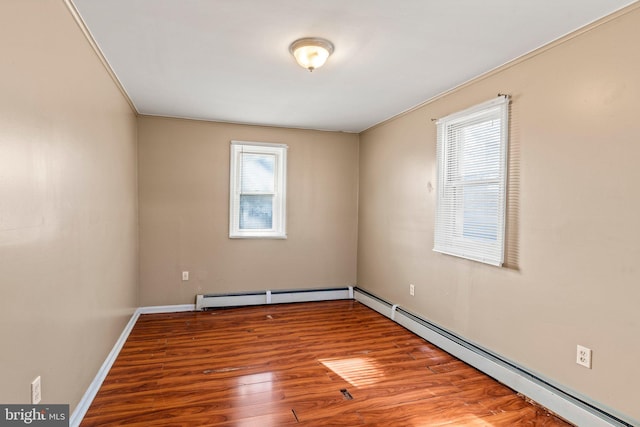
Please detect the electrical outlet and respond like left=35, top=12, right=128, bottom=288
left=409, top=284, right=415, bottom=296
left=31, top=376, right=41, bottom=404
left=576, top=345, right=592, bottom=369
left=182, top=271, right=189, bottom=281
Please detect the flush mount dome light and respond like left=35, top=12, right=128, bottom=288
left=289, top=37, right=334, bottom=72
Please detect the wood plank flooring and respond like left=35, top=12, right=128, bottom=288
left=81, top=300, right=572, bottom=426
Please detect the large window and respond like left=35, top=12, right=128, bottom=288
left=229, top=141, right=287, bottom=239
left=434, top=96, right=509, bottom=266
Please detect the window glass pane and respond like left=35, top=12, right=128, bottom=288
left=460, top=118, right=501, bottom=181
left=239, top=195, right=273, bottom=229
left=241, top=153, right=275, bottom=193
left=463, top=183, right=498, bottom=241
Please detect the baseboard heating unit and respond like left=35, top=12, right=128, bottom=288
left=353, top=287, right=635, bottom=427
left=196, top=286, right=354, bottom=310
left=74, top=286, right=636, bottom=427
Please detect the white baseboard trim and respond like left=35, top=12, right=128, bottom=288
left=70, top=292, right=352, bottom=426
left=72, top=292, right=635, bottom=427
left=354, top=287, right=634, bottom=427
left=70, top=303, right=197, bottom=427
left=69, top=309, right=140, bottom=427
left=138, top=304, right=196, bottom=314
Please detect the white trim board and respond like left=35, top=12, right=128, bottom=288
left=71, top=288, right=635, bottom=427
left=354, top=288, right=635, bottom=427
left=70, top=287, right=352, bottom=426
left=138, top=304, right=195, bottom=314
left=69, top=309, right=140, bottom=427
left=69, top=304, right=193, bottom=427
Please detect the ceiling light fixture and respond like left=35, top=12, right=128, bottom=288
left=289, top=37, right=334, bottom=72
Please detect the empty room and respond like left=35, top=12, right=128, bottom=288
left=1, top=0, right=639, bottom=426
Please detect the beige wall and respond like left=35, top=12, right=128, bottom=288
left=138, top=116, right=358, bottom=306
left=358, top=5, right=640, bottom=423
left=0, top=0, right=138, bottom=411
left=3, top=0, right=637, bottom=423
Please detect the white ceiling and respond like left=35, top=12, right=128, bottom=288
left=72, top=0, right=635, bottom=133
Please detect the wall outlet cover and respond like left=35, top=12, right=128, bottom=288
left=31, top=376, right=41, bottom=404
left=576, top=345, right=592, bottom=369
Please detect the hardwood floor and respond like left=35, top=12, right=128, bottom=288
left=81, top=300, right=572, bottom=426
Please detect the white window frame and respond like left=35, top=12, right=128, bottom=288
left=229, top=141, right=287, bottom=239
left=434, top=96, right=510, bottom=266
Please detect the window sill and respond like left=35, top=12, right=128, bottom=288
left=229, top=234, right=288, bottom=240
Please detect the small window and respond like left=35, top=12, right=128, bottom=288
left=229, top=141, right=287, bottom=239
left=434, top=96, right=510, bottom=266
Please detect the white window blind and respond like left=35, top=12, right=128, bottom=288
left=229, top=141, right=287, bottom=239
left=434, top=96, right=509, bottom=266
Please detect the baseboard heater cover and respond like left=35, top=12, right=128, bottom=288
left=196, top=286, right=354, bottom=310
left=353, top=287, right=634, bottom=427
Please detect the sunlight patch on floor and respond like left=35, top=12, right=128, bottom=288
left=319, top=357, right=385, bottom=387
